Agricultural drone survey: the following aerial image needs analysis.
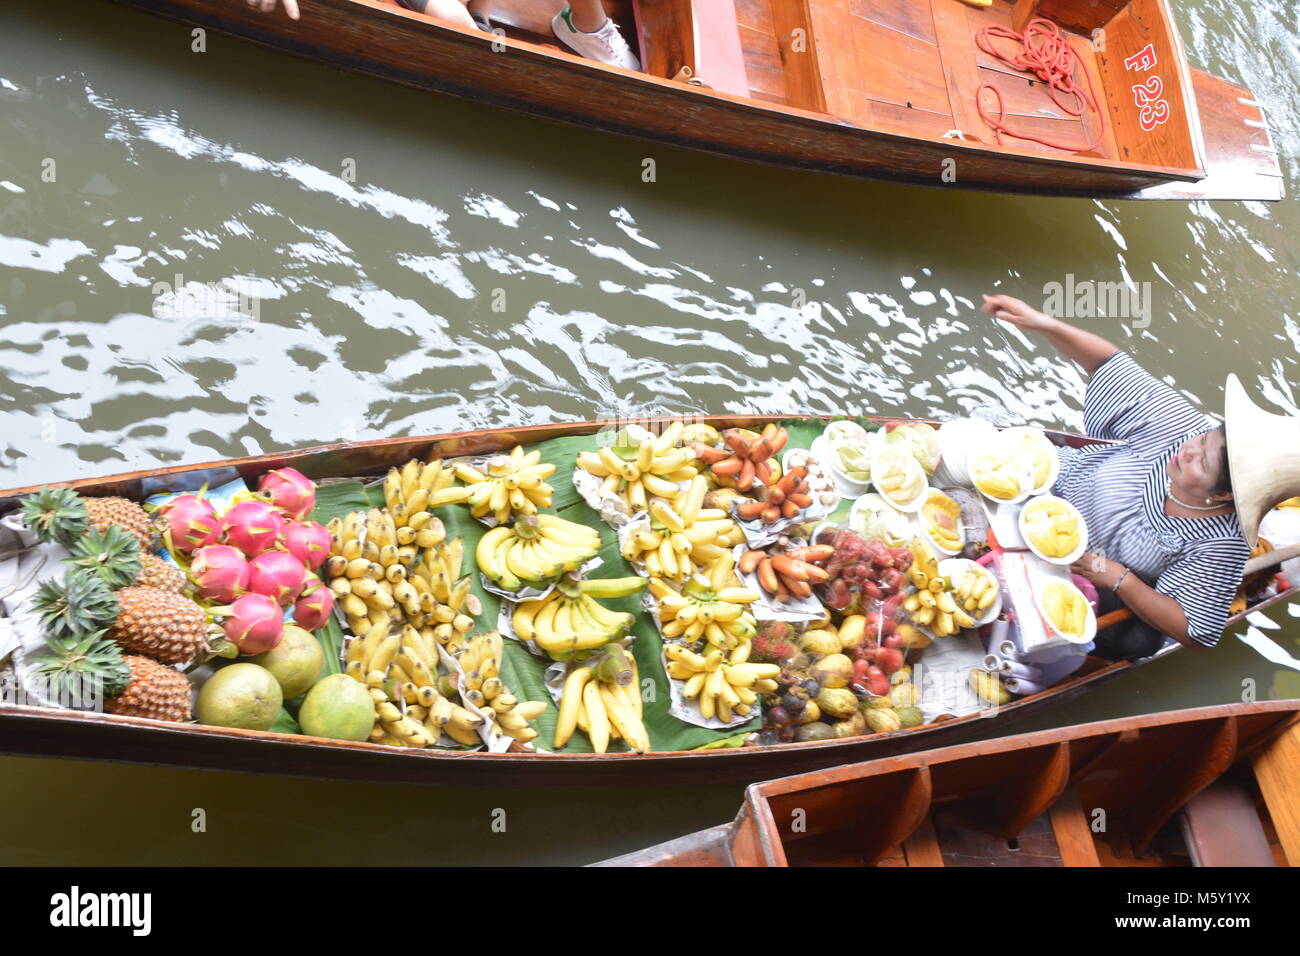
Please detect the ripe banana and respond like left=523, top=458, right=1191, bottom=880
left=477, top=515, right=601, bottom=592
left=453, top=445, right=558, bottom=524
left=575, top=421, right=701, bottom=514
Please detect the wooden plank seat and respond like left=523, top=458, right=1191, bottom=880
left=1179, top=779, right=1276, bottom=867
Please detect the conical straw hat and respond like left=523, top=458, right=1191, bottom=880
left=1224, top=374, right=1300, bottom=547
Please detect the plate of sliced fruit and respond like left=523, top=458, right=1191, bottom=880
left=1034, top=576, right=1095, bottom=644
left=871, top=446, right=928, bottom=512
left=1019, top=494, right=1088, bottom=565
left=938, top=558, right=1002, bottom=628
left=920, top=488, right=965, bottom=555
left=968, top=440, right=1036, bottom=505
left=1002, top=426, right=1060, bottom=495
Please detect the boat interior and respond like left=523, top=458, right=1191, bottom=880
left=600, top=703, right=1300, bottom=866
left=440, top=0, right=1202, bottom=172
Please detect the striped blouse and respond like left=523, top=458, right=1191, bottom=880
left=1051, top=352, right=1248, bottom=647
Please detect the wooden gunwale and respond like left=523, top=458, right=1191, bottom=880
left=0, top=415, right=1290, bottom=787
left=98, top=0, right=1240, bottom=197
left=593, top=701, right=1300, bottom=865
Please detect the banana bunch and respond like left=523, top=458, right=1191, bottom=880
left=621, top=483, right=745, bottom=581
left=512, top=576, right=643, bottom=658
left=456, top=630, right=546, bottom=743
left=1041, top=580, right=1087, bottom=636
left=453, top=445, right=558, bottom=524
left=383, top=458, right=475, bottom=521
left=406, top=537, right=480, bottom=654
left=554, top=644, right=649, bottom=753
left=952, top=563, right=999, bottom=616
left=476, top=514, right=602, bottom=591
left=344, top=621, right=483, bottom=748
left=902, top=585, right=976, bottom=637
left=647, top=553, right=759, bottom=651
left=903, top=539, right=974, bottom=637
left=664, top=642, right=779, bottom=723
left=970, top=668, right=1011, bottom=706
left=574, top=420, right=699, bottom=513
left=326, top=508, right=446, bottom=637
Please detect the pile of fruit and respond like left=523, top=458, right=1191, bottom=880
left=574, top=421, right=701, bottom=513
left=1040, top=579, right=1088, bottom=637
left=19, top=467, right=333, bottom=725
left=619, top=478, right=746, bottom=581
left=739, top=543, right=832, bottom=602
left=511, top=575, right=642, bottom=656
left=554, top=642, right=649, bottom=752
left=693, top=424, right=788, bottom=492
left=452, top=445, right=558, bottom=524
left=1021, top=496, right=1082, bottom=559
left=476, top=514, right=602, bottom=592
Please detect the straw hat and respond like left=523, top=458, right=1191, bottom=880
left=1224, top=374, right=1300, bottom=547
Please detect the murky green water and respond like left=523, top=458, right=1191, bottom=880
left=1, top=0, right=1297, bottom=864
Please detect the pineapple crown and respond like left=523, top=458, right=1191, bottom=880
left=19, top=486, right=89, bottom=548
left=65, top=526, right=142, bottom=590
left=32, top=572, right=120, bottom=643
left=30, top=631, right=131, bottom=703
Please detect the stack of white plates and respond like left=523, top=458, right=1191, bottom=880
left=932, top=418, right=999, bottom=488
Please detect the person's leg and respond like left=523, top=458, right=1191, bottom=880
left=566, top=0, right=608, bottom=32
left=466, top=0, right=493, bottom=31
left=394, top=0, right=476, bottom=30
left=551, top=1, right=641, bottom=69
left=1091, top=590, right=1168, bottom=660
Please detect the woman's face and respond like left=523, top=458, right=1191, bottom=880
left=1169, top=429, right=1230, bottom=499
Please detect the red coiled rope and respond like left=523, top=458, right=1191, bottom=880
left=974, top=18, right=1105, bottom=154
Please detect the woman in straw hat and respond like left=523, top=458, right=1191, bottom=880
left=981, top=293, right=1289, bottom=659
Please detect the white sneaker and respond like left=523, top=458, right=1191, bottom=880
left=551, top=7, right=641, bottom=70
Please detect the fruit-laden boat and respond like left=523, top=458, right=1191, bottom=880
left=0, top=415, right=1294, bottom=787
left=594, top=700, right=1300, bottom=865
left=103, top=0, right=1281, bottom=200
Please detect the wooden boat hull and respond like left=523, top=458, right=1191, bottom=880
left=98, top=0, right=1281, bottom=200
left=0, top=415, right=1287, bottom=787
left=595, top=700, right=1300, bottom=865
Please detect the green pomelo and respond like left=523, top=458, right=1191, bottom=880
left=249, top=624, right=324, bottom=700
left=298, top=673, right=374, bottom=742
left=197, top=663, right=283, bottom=731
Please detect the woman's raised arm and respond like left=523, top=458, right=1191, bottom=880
left=981, top=294, right=1119, bottom=375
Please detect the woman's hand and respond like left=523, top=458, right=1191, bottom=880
left=981, top=294, right=1056, bottom=333
left=249, top=0, right=300, bottom=19
left=1070, top=552, right=1125, bottom=590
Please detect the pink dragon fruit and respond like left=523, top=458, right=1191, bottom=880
left=257, top=467, right=317, bottom=521
left=159, top=493, right=221, bottom=553
left=282, top=520, right=332, bottom=572
left=292, top=578, right=334, bottom=631
left=221, top=501, right=285, bottom=557
left=214, top=592, right=285, bottom=655
left=190, top=545, right=250, bottom=603
left=247, top=551, right=308, bottom=607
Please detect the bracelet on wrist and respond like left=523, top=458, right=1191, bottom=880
left=1112, top=567, right=1132, bottom=593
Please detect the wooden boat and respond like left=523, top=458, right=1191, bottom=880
left=595, top=700, right=1300, bottom=865
left=103, top=0, right=1282, bottom=200
left=0, top=416, right=1293, bottom=787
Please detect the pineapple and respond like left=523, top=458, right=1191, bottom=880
left=19, top=486, right=88, bottom=547
left=29, top=632, right=131, bottom=707
left=30, top=634, right=191, bottom=722
left=19, top=485, right=154, bottom=553
left=85, top=496, right=153, bottom=552
left=138, top=553, right=187, bottom=593
left=32, top=573, right=119, bottom=643
left=110, top=586, right=209, bottom=665
left=66, top=526, right=185, bottom=594
left=104, top=655, right=193, bottom=722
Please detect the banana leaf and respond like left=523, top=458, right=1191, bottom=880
left=289, top=417, right=870, bottom=753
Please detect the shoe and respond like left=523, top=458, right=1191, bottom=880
left=551, top=7, right=641, bottom=70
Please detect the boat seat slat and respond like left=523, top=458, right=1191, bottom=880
left=1179, top=779, right=1276, bottom=867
